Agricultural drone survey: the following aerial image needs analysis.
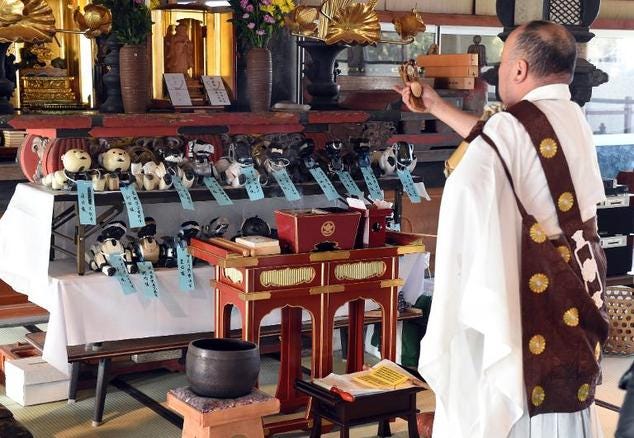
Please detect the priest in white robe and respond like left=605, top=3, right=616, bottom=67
left=395, top=21, right=606, bottom=438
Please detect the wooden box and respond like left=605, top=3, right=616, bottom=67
left=274, top=208, right=361, bottom=253
left=350, top=206, right=392, bottom=248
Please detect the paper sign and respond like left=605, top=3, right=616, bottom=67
left=309, top=167, right=340, bottom=201
left=272, top=168, right=301, bottom=202
left=164, top=73, right=193, bottom=106
left=137, top=261, right=160, bottom=298
left=336, top=171, right=363, bottom=197
left=171, top=177, right=195, bottom=210
left=361, top=167, right=384, bottom=201
left=120, top=184, right=146, bottom=228
left=397, top=169, right=421, bottom=203
left=242, top=167, right=264, bottom=201
left=415, top=181, right=432, bottom=201
left=110, top=254, right=136, bottom=295
left=177, top=243, right=195, bottom=291
left=203, top=176, right=233, bottom=206
left=201, top=75, right=231, bottom=106
left=76, top=180, right=96, bottom=225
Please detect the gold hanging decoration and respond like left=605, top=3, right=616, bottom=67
left=0, top=0, right=56, bottom=43
left=286, top=0, right=425, bottom=47
left=73, top=4, right=112, bottom=39
left=324, top=3, right=381, bottom=45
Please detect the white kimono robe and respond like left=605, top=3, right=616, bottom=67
left=418, top=84, right=606, bottom=438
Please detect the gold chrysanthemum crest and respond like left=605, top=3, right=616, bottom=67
left=539, top=138, right=558, bottom=158
left=532, top=386, right=545, bottom=406
left=529, top=273, right=549, bottom=294
left=529, top=223, right=547, bottom=243
left=563, top=307, right=579, bottom=327
left=558, top=192, right=574, bottom=212
left=529, top=335, right=546, bottom=355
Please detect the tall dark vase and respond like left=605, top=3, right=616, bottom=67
left=246, top=48, right=272, bottom=112
left=0, top=43, right=15, bottom=115
left=99, top=34, right=124, bottom=113
left=299, top=40, right=347, bottom=110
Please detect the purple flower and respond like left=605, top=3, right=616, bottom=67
left=247, top=22, right=256, bottom=29
left=256, top=29, right=266, bottom=35
left=134, top=0, right=143, bottom=4
left=242, top=13, right=250, bottom=18
left=263, top=14, right=275, bottom=23
left=245, top=4, right=254, bottom=12
left=260, top=0, right=272, bottom=5
left=240, top=0, right=249, bottom=8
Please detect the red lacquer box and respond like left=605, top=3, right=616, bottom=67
left=350, top=206, right=392, bottom=248
left=274, top=208, right=362, bottom=253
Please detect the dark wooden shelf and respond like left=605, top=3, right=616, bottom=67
left=41, top=175, right=415, bottom=206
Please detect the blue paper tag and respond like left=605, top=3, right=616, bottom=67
left=242, top=167, right=264, bottom=201
left=336, top=171, right=363, bottom=197
left=171, top=177, right=195, bottom=211
left=203, top=176, right=233, bottom=206
left=397, top=169, right=421, bottom=203
left=76, top=180, right=96, bottom=225
left=110, top=254, right=137, bottom=295
left=272, top=168, right=301, bottom=201
left=177, top=243, right=195, bottom=291
left=361, top=166, right=384, bottom=200
left=120, top=184, right=146, bottom=228
left=137, top=261, right=160, bottom=298
left=309, top=167, right=340, bottom=201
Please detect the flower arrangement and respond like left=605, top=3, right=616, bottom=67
left=228, top=0, right=296, bottom=48
left=92, top=0, right=152, bottom=45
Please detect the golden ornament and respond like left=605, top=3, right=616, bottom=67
left=73, top=4, right=112, bottom=38
left=392, top=9, right=426, bottom=41
left=563, top=307, right=579, bottom=327
left=0, top=0, right=55, bottom=43
left=531, top=386, right=546, bottom=407
left=529, top=335, right=546, bottom=355
left=529, top=273, right=549, bottom=294
left=285, top=5, right=318, bottom=36
left=578, top=383, right=590, bottom=402
left=324, top=3, right=381, bottom=45
left=539, top=138, right=558, bottom=159
left=0, top=0, right=25, bottom=26
left=558, top=192, right=574, bottom=212
left=594, top=342, right=601, bottom=361
left=557, top=245, right=572, bottom=263
left=321, top=221, right=336, bottom=237
left=529, top=223, right=547, bottom=244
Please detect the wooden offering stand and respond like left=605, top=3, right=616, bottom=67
left=189, top=231, right=425, bottom=434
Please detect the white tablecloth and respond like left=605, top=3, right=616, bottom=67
left=0, top=183, right=429, bottom=374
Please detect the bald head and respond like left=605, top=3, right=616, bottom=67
left=511, top=21, right=577, bottom=82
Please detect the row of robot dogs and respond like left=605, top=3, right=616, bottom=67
left=42, top=135, right=418, bottom=192
left=86, top=216, right=240, bottom=276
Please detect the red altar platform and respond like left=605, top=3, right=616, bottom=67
left=189, top=231, right=425, bottom=427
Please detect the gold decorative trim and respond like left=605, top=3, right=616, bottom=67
left=239, top=292, right=272, bottom=301
left=260, top=267, right=316, bottom=288
left=557, top=245, right=572, bottom=263
left=558, top=192, right=574, bottom=212
left=223, top=258, right=260, bottom=268
left=563, top=307, right=579, bottom=327
left=529, top=273, right=549, bottom=294
left=531, top=386, right=545, bottom=407
left=529, top=223, right=547, bottom=244
left=529, top=335, right=546, bottom=355
left=334, top=261, right=386, bottom=281
left=223, top=268, right=243, bottom=285
left=309, top=285, right=345, bottom=295
left=539, top=138, right=558, bottom=159
left=578, top=383, right=590, bottom=402
left=381, top=279, right=405, bottom=288
left=310, top=251, right=350, bottom=262
left=397, top=244, right=426, bottom=255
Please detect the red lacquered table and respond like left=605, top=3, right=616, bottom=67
left=189, top=232, right=425, bottom=433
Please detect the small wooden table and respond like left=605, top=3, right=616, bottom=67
left=296, top=380, right=423, bottom=438
left=166, top=387, right=280, bottom=438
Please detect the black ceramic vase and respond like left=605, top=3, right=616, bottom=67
left=299, top=40, right=347, bottom=109
left=186, top=338, right=260, bottom=398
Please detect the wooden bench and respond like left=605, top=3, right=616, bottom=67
left=25, top=309, right=423, bottom=427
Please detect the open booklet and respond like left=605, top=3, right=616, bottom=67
left=313, top=359, right=428, bottom=397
